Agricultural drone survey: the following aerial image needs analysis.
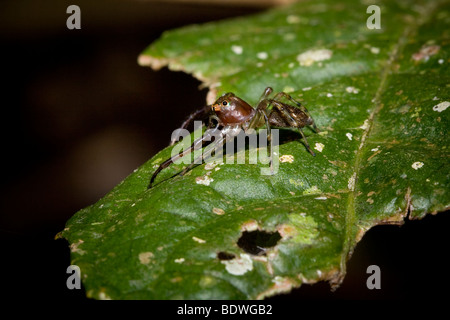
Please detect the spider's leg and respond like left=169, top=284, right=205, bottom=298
left=180, top=134, right=226, bottom=176
left=149, top=126, right=221, bottom=188
left=246, top=87, right=273, bottom=131
left=247, top=109, right=263, bottom=131
left=297, top=127, right=316, bottom=156
left=170, top=104, right=212, bottom=146
left=251, top=98, right=275, bottom=174
left=273, top=92, right=320, bottom=133
left=149, top=158, right=176, bottom=189
left=149, top=142, right=199, bottom=189
left=260, top=108, right=273, bottom=174
left=259, top=87, right=273, bottom=101
left=271, top=101, right=316, bottom=157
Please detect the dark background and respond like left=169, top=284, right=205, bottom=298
left=0, top=0, right=448, bottom=302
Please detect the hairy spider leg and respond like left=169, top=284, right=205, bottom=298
left=170, top=104, right=213, bottom=146
left=246, top=86, right=273, bottom=130
left=270, top=100, right=316, bottom=157
left=149, top=126, right=221, bottom=188
left=246, top=107, right=263, bottom=130
left=273, top=92, right=320, bottom=133
left=259, top=104, right=274, bottom=174
left=246, top=87, right=279, bottom=174
left=179, top=134, right=226, bottom=176
left=247, top=99, right=274, bottom=174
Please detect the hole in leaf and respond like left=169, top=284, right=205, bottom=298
left=217, top=251, right=236, bottom=260
left=237, top=230, right=282, bottom=256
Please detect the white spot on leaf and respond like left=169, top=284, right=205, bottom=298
left=346, top=133, right=353, bottom=140
left=231, top=45, right=243, bottom=55
left=192, top=236, right=206, bottom=244
left=212, top=207, right=225, bottom=215
left=314, top=143, right=324, bottom=152
left=345, top=86, right=360, bottom=94
left=257, top=52, right=268, bottom=60
left=360, top=119, right=370, bottom=130
left=174, top=258, right=185, bottom=264
left=412, top=162, right=424, bottom=170
left=296, top=49, right=332, bottom=67
left=241, top=220, right=259, bottom=232
left=221, top=254, right=253, bottom=276
left=98, top=292, right=112, bottom=300
left=433, top=101, right=449, bottom=112
left=348, top=172, right=357, bottom=191
left=196, top=175, right=214, bottom=186
left=370, top=47, right=380, bottom=54
left=204, top=162, right=219, bottom=170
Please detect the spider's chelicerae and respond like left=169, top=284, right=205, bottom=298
left=148, top=87, right=319, bottom=188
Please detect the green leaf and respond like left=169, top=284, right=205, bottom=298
left=60, top=0, right=449, bottom=299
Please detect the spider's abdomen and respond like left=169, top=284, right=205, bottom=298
left=269, top=103, right=312, bottom=128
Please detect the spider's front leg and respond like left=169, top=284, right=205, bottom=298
left=149, top=125, right=222, bottom=188
left=170, top=104, right=213, bottom=146
left=246, top=87, right=276, bottom=174
left=179, top=131, right=227, bottom=176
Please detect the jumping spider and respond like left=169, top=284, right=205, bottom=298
left=149, top=87, right=319, bottom=188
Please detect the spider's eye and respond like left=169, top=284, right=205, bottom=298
left=222, top=101, right=228, bottom=106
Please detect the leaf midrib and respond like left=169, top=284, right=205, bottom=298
left=341, top=1, right=440, bottom=276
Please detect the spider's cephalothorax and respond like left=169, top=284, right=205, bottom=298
left=212, top=93, right=255, bottom=125
left=148, top=87, right=319, bottom=188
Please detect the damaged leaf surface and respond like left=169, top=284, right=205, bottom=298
left=60, top=0, right=449, bottom=299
